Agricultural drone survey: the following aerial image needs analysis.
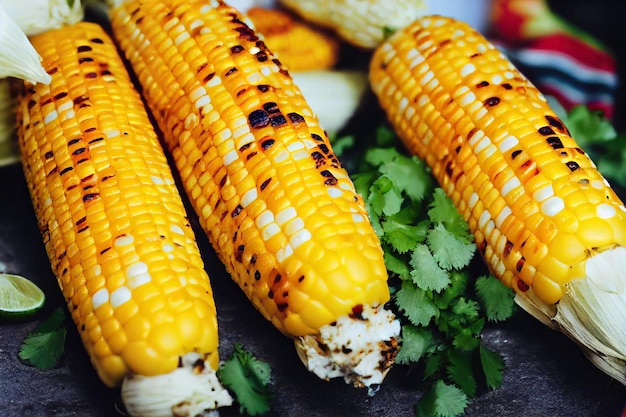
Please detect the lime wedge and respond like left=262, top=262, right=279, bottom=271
left=0, top=274, right=45, bottom=319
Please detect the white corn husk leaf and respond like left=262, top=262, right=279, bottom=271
left=0, top=0, right=83, bottom=36
left=515, top=246, right=626, bottom=385
left=291, top=70, right=368, bottom=136
left=0, top=6, right=51, bottom=84
left=556, top=247, right=626, bottom=384
left=278, top=0, right=427, bottom=49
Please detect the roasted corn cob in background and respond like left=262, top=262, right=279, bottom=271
left=0, top=0, right=83, bottom=36
left=245, top=5, right=369, bottom=135
left=108, top=0, right=400, bottom=390
left=245, top=6, right=339, bottom=71
left=278, top=0, right=426, bottom=49
left=15, top=21, right=232, bottom=415
left=370, top=15, right=626, bottom=384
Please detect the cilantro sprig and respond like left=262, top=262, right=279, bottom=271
left=18, top=307, right=67, bottom=370
left=342, top=125, right=516, bottom=417
left=218, top=343, right=274, bottom=416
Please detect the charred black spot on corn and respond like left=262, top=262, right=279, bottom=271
left=547, top=136, right=564, bottom=149
left=249, top=109, right=270, bottom=129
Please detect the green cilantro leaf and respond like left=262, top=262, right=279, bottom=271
left=375, top=124, right=399, bottom=146
left=19, top=308, right=67, bottom=370
left=426, top=224, right=476, bottom=271
left=433, top=271, right=468, bottom=310
left=427, top=188, right=472, bottom=241
left=218, top=343, right=273, bottom=416
left=423, top=352, right=443, bottom=381
left=395, top=325, right=434, bottom=365
left=368, top=176, right=404, bottom=217
left=409, top=244, right=450, bottom=292
left=549, top=100, right=626, bottom=185
left=344, top=123, right=520, bottom=417
left=395, top=280, right=439, bottom=326
left=451, top=298, right=480, bottom=320
left=479, top=344, right=506, bottom=390
left=475, top=275, right=516, bottom=322
left=352, top=170, right=378, bottom=199
left=330, top=134, right=355, bottom=157
left=382, top=217, right=428, bottom=254
left=379, top=153, right=431, bottom=202
left=365, top=146, right=401, bottom=167
left=415, top=379, right=468, bottom=417
left=452, top=328, right=481, bottom=352
left=561, top=104, right=617, bottom=144
left=446, top=349, right=477, bottom=397
left=384, top=251, right=411, bottom=281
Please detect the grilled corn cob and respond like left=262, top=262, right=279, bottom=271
left=15, top=21, right=232, bottom=415
left=109, top=0, right=399, bottom=390
left=246, top=6, right=339, bottom=71
left=370, top=15, right=626, bottom=385
left=278, top=0, right=426, bottom=49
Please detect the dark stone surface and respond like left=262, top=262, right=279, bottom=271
left=1, top=161, right=625, bottom=417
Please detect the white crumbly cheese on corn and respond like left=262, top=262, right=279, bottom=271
left=295, top=304, right=400, bottom=395
left=121, top=353, right=233, bottom=417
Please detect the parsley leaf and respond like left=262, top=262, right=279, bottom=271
left=19, top=307, right=67, bottom=370
left=218, top=343, right=273, bottom=416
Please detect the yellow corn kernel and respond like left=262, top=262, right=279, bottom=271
left=370, top=14, right=626, bottom=385
left=246, top=6, right=339, bottom=71
left=15, top=22, right=220, bottom=389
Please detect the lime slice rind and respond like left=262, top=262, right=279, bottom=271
left=0, top=274, right=45, bottom=317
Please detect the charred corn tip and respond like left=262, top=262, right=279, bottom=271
left=246, top=6, right=339, bottom=71
left=370, top=14, right=626, bottom=384
left=17, top=21, right=221, bottom=391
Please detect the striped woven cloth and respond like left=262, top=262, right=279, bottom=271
left=491, top=0, right=617, bottom=119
